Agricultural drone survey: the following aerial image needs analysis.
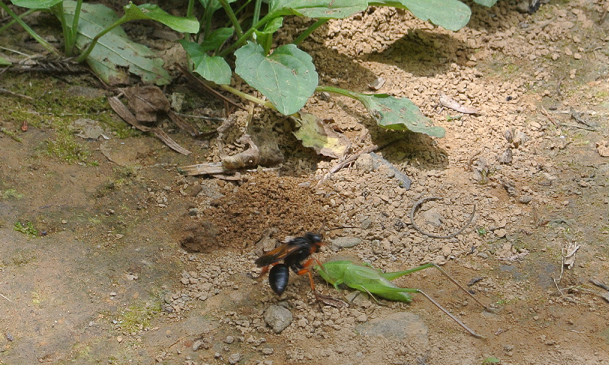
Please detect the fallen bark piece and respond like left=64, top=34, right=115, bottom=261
left=122, top=85, right=170, bottom=122
left=439, top=94, right=480, bottom=115
left=108, top=96, right=191, bottom=155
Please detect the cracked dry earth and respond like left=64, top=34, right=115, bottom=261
left=0, top=0, right=608, bottom=365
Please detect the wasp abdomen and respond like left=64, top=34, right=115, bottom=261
left=269, top=264, right=290, bottom=295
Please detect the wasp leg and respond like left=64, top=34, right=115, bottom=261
left=256, top=265, right=270, bottom=279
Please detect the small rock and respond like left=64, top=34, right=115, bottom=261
left=518, top=195, right=532, bottom=204
left=331, top=237, right=362, bottom=249
left=361, top=217, right=372, bottom=230
left=499, top=148, right=513, bottom=164
left=264, top=305, right=293, bottom=333
left=596, top=141, right=609, bottom=157
left=512, top=131, right=529, bottom=148
left=228, top=353, right=241, bottom=364
left=356, top=312, right=428, bottom=349
left=368, top=76, right=385, bottom=91
left=354, top=154, right=374, bottom=172
left=441, top=245, right=452, bottom=257
left=225, top=335, right=234, bottom=344
left=422, top=209, right=443, bottom=227
left=262, top=348, right=274, bottom=355
left=192, top=339, right=204, bottom=351
left=494, top=229, right=507, bottom=238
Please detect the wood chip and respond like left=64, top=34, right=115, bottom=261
left=108, top=96, right=191, bottom=155
left=439, top=94, right=480, bottom=115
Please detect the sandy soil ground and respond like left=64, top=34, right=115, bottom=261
left=0, top=0, right=608, bottom=364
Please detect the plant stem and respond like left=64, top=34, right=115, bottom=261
left=252, top=0, right=262, bottom=27
left=185, top=0, right=195, bottom=42
left=316, top=85, right=361, bottom=100
left=219, top=12, right=275, bottom=57
left=76, top=17, right=126, bottom=63
left=219, top=84, right=275, bottom=110
left=0, top=1, right=60, bottom=56
left=50, top=2, right=71, bottom=55
left=0, top=8, right=35, bottom=35
left=68, top=0, right=83, bottom=55
left=218, top=0, right=243, bottom=38
left=293, top=18, right=328, bottom=45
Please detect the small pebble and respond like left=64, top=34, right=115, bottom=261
left=228, top=353, right=241, bottom=364
left=331, top=237, right=362, bottom=249
left=192, top=340, right=204, bottom=351
left=225, top=335, right=234, bottom=344
left=262, top=348, right=274, bottom=355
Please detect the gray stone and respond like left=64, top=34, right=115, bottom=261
left=264, top=305, right=292, bottom=333
left=331, top=237, right=362, bottom=249
left=356, top=312, right=428, bottom=348
left=228, top=353, right=241, bottom=364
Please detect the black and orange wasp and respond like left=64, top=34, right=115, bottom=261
left=255, top=232, right=323, bottom=296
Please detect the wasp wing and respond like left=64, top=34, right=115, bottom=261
left=255, top=243, right=301, bottom=267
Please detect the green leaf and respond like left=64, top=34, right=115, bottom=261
left=198, top=0, right=238, bottom=13
left=63, top=1, right=171, bottom=85
left=254, top=17, right=283, bottom=38
left=292, top=112, right=350, bottom=158
left=269, top=0, right=368, bottom=19
left=194, top=55, right=232, bottom=85
left=10, top=0, right=61, bottom=9
left=181, top=40, right=232, bottom=85
left=371, top=0, right=471, bottom=31
left=473, top=0, right=497, bottom=7
left=355, top=93, right=445, bottom=137
left=0, top=56, right=12, bottom=66
left=200, top=27, right=234, bottom=52
left=123, top=3, right=199, bottom=33
left=235, top=42, right=318, bottom=115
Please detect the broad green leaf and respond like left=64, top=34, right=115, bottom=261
left=0, top=56, right=11, bottom=66
left=355, top=93, right=445, bottom=137
left=473, top=0, right=497, bottom=7
left=269, top=0, right=368, bottom=19
left=123, top=3, right=199, bottom=33
left=194, top=55, right=231, bottom=85
left=292, top=112, right=350, bottom=158
left=371, top=0, right=471, bottom=31
left=235, top=42, right=318, bottom=115
left=198, top=0, right=238, bottom=13
left=200, top=27, right=234, bottom=52
left=180, top=40, right=232, bottom=85
left=63, top=1, right=171, bottom=85
left=10, top=0, right=61, bottom=9
left=254, top=17, right=283, bottom=38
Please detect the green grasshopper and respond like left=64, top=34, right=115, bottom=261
left=314, top=260, right=490, bottom=338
